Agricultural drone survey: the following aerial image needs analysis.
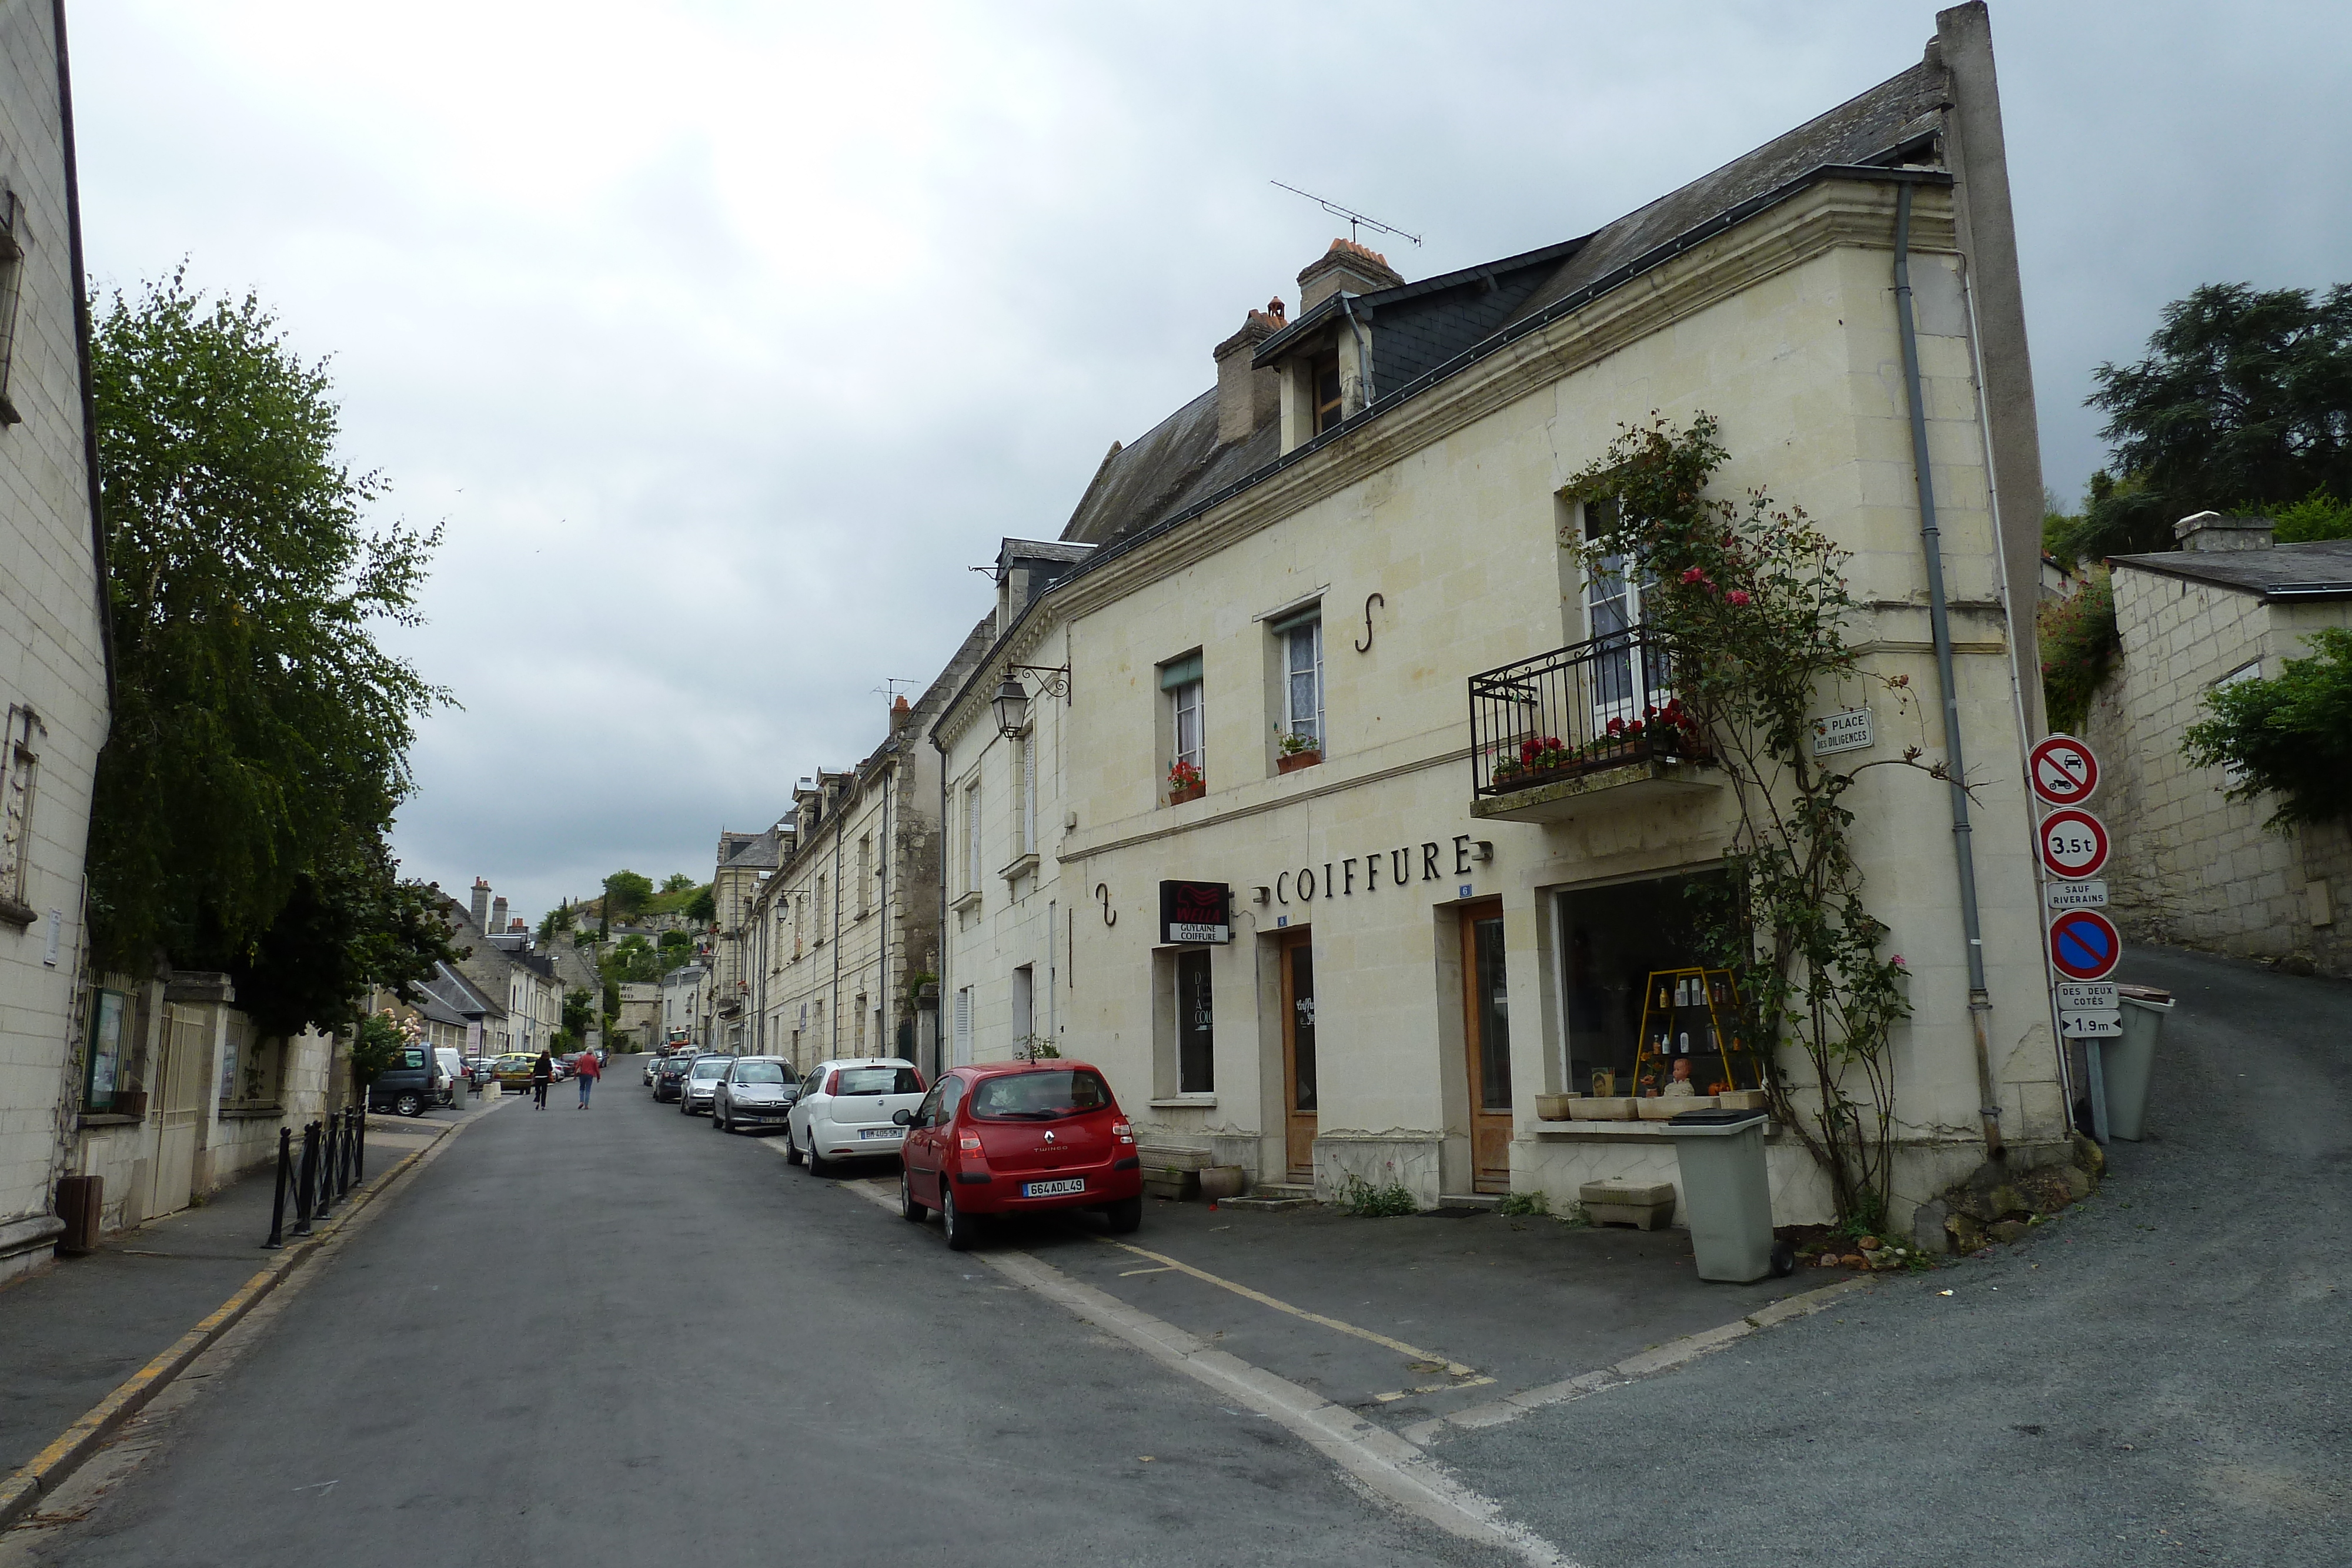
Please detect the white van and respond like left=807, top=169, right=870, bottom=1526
left=432, top=1047, right=466, bottom=1107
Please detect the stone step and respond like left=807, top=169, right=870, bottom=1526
left=1434, top=1193, right=1502, bottom=1212
left=1220, top=1182, right=1317, bottom=1212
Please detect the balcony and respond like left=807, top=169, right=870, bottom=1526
left=1467, top=628, right=1716, bottom=824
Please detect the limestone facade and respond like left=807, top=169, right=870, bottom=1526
left=0, top=1, right=110, bottom=1281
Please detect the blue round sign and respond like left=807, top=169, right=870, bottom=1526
left=2049, top=909, right=2122, bottom=982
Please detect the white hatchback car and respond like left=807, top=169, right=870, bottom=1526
left=787, top=1058, right=927, bottom=1175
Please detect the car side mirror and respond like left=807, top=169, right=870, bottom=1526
left=892, top=1108, right=914, bottom=1126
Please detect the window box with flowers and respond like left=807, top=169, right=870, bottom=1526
left=1485, top=696, right=1710, bottom=791
left=1275, top=730, right=1321, bottom=775
left=1166, top=759, right=1205, bottom=805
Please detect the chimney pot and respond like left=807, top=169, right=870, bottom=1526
left=1214, top=309, right=1283, bottom=444
left=1297, top=237, right=1404, bottom=312
left=470, top=880, right=492, bottom=931
left=2174, top=511, right=2276, bottom=552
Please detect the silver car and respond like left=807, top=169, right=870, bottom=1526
left=713, top=1057, right=800, bottom=1134
left=677, top=1054, right=730, bottom=1116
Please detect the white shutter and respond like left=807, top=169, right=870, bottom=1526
left=953, top=986, right=972, bottom=1065
left=1022, top=736, right=1037, bottom=855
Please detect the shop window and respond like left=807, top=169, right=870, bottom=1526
left=83, top=987, right=128, bottom=1112
left=1555, top=870, right=1730, bottom=1096
left=1176, top=948, right=1214, bottom=1094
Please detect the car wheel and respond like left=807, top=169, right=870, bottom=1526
left=900, top=1168, right=925, bottom=1222
left=940, top=1182, right=975, bottom=1252
left=1104, top=1196, right=1142, bottom=1235
left=784, top=1129, right=803, bottom=1165
left=394, top=1091, right=425, bottom=1118
left=680, top=1092, right=692, bottom=1115
left=805, top=1134, right=828, bottom=1178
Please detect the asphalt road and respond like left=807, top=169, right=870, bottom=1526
left=1436, top=945, right=2352, bottom=1567
left=18, top=1068, right=1514, bottom=1567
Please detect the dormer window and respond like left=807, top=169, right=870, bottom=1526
left=1311, top=347, right=1343, bottom=434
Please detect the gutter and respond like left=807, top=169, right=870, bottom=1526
left=1894, top=178, right=2004, bottom=1162
left=52, top=0, right=113, bottom=719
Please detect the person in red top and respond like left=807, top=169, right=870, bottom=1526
left=574, top=1047, right=602, bottom=1108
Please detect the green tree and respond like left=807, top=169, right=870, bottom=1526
left=684, top=885, right=716, bottom=925
left=86, top=270, right=450, bottom=1031
left=2182, top=628, right=2352, bottom=830
left=537, top=900, right=572, bottom=942
left=660, top=872, right=695, bottom=893
left=350, top=1009, right=410, bottom=1088
left=562, top=987, right=595, bottom=1038
left=603, top=870, right=654, bottom=923
left=2060, top=282, right=2352, bottom=560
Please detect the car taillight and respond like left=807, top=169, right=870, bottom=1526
left=958, top=1132, right=984, bottom=1156
left=1111, top=1119, right=1134, bottom=1144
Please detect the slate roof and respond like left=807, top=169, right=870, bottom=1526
left=1060, top=389, right=1280, bottom=547
left=2109, top=541, right=2352, bottom=601
left=721, top=828, right=786, bottom=871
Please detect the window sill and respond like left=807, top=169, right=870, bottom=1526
left=950, top=890, right=984, bottom=914
left=0, top=894, right=34, bottom=930
left=1148, top=1095, right=1217, bottom=1109
left=77, top=1112, right=142, bottom=1128
left=1528, top=1119, right=1783, bottom=1142
left=998, top=852, right=1040, bottom=883
left=219, top=1103, right=285, bottom=1121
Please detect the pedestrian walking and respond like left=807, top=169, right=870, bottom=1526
left=532, top=1049, right=552, bottom=1109
left=575, top=1047, right=601, bottom=1108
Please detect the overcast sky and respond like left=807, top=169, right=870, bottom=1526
left=65, top=1, right=2351, bottom=928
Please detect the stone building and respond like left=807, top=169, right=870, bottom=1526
left=933, top=4, right=2064, bottom=1226
left=2089, top=516, right=2352, bottom=976
left=660, top=963, right=709, bottom=1050
left=442, top=883, right=562, bottom=1058
left=0, top=2, right=112, bottom=1281
left=710, top=823, right=787, bottom=1051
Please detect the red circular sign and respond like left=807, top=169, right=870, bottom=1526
left=2037, top=808, right=2110, bottom=880
left=2049, top=909, right=2123, bottom=981
left=2028, top=734, right=2100, bottom=805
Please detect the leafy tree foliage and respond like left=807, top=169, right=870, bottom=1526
left=2182, top=628, right=2352, bottom=830
left=660, top=872, right=696, bottom=894
left=2061, top=282, right=2352, bottom=560
left=86, top=271, right=450, bottom=1033
left=2037, top=568, right=2120, bottom=735
left=602, top=870, right=654, bottom=922
left=562, top=987, right=596, bottom=1038
left=684, top=885, right=716, bottom=925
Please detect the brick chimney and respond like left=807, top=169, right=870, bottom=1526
left=471, top=878, right=491, bottom=931
left=492, top=895, right=509, bottom=932
left=1297, top=238, right=1403, bottom=312
left=1214, top=298, right=1287, bottom=444
left=891, top=693, right=914, bottom=733
left=2174, top=511, right=2276, bottom=552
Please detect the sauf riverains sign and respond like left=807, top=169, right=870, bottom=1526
left=1159, top=881, right=1232, bottom=945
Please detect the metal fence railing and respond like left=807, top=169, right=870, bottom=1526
left=1467, top=627, right=1708, bottom=798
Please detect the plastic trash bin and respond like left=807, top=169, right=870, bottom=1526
left=2100, top=985, right=2174, bottom=1141
left=1661, top=1108, right=1792, bottom=1282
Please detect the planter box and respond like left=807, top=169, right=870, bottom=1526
left=1717, top=1089, right=1769, bottom=1111
left=1569, top=1096, right=1635, bottom=1121
left=1534, top=1092, right=1579, bottom=1121
left=1199, top=1165, right=1246, bottom=1201
left=1638, top=1094, right=1720, bottom=1120
left=1167, top=783, right=1205, bottom=805
left=1275, top=750, right=1321, bottom=775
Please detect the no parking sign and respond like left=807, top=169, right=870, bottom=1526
left=2049, top=909, right=2123, bottom=983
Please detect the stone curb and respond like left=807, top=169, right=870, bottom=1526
left=0, top=1098, right=503, bottom=1530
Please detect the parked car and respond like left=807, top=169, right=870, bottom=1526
left=492, top=1053, right=538, bottom=1093
left=432, top=1047, right=466, bottom=1107
left=550, top=1054, right=576, bottom=1081
left=896, top=1061, right=1141, bottom=1249
left=785, top=1058, right=926, bottom=1175
left=368, top=1044, right=437, bottom=1118
left=713, top=1058, right=799, bottom=1134
left=465, top=1056, right=495, bottom=1088
left=643, top=1054, right=660, bottom=1086
left=652, top=1055, right=693, bottom=1102
left=677, top=1054, right=730, bottom=1115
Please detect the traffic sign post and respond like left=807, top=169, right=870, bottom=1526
left=2049, top=908, right=2123, bottom=983
left=2028, top=734, right=2100, bottom=806
left=2037, top=809, right=2111, bottom=881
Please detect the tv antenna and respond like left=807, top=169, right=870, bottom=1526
left=1270, top=181, right=1422, bottom=249
left=876, top=677, right=919, bottom=701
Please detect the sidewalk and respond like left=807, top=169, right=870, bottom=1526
left=0, top=1091, right=500, bottom=1484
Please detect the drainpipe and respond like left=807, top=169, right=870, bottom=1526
left=1338, top=294, right=1374, bottom=413
left=931, top=728, right=950, bottom=1080
left=1894, top=179, right=2004, bottom=1161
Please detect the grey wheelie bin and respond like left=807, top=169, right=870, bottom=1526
left=2100, top=984, right=2175, bottom=1141
left=1662, top=1108, right=1792, bottom=1282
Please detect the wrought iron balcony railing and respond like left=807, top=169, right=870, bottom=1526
left=1467, top=628, right=1708, bottom=798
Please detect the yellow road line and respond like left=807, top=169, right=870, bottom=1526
left=1097, top=1238, right=1478, bottom=1379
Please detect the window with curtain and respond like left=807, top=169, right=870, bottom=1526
left=1275, top=611, right=1323, bottom=752
left=1161, top=652, right=1204, bottom=783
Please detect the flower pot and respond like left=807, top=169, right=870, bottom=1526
left=1276, top=750, right=1321, bottom=775
left=1167, top=783, right=1205, bottom=805
left=1199, top=1165, right=1247, bottom=1201
left=1569, top=1096, right=1635, bottom=1121
left=1534, top=1093, right=1579, bottom=1121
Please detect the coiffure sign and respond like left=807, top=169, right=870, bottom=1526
left=1159, top=881, right=1232, bottom=945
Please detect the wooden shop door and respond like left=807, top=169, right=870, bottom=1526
left=1459, top=900, right=1514, bottom=1194
left=152, top=1004, right=207, bottom=1217
left=1279, top=930, right=1318, bottom=1183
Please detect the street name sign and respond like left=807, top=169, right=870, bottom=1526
left=2049, top=908, right=2123, bottom=982
left=2028, top=734, right=2100, bottom=805
left=2045, top=878, right=2109, bottom=910
left=2060, top=1009, right=2124, bottom=1037
left=2055, top=982, right=2119, bottom=1011
left=1811, top=707, right=1875, bottom=757
left=2037, top=808, right=2111, bottom=880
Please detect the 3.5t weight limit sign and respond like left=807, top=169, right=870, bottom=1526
left=2028, top=734, right=2100, bottom=806
left=2037, top=808, right=2110, bottom=880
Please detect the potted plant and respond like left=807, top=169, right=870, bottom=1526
left=1275, top=729, right=1321, bottom=774
left=1166, top=758, right=1205, bottom=805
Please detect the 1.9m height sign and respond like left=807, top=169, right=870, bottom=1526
left=2030, top=735, right=2122, bottom=1022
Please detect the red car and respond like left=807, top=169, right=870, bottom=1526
left=895, top=1061, right=1142, bottom=1250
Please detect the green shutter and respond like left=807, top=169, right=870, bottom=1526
left=1159, top=653, right=1203, bottom=690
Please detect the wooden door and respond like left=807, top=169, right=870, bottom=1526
left=152, top=1004, right=206, bottom=1216
left=1459, top=900, right=1514, bottom=1194
left=1278, top=931, right=1318, bottom=1183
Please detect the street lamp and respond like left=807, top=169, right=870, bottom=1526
left=992, top=676, right=1029, bottom=738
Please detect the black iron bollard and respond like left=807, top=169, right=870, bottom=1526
left=318, top=1114, right=340, bottom=1220
left=340, top=1105, right=358, bottom=1195
left=262, top=1125, right=292, bottom=1248
left=353, top=1102, right=365, bottom=1185
left=293, top=1121, right=319, bottom=1236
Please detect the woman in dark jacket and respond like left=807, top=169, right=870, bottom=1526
left=532, top=1050, right=553, bottom=1109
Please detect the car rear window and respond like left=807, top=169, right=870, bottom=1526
left=830, top=1066, right=921, bottom=1096
left=733, top=1062, right=789, bottom=1084
left=690, top=1059, right=727, bottom=1078
left=968, top=1069, right=1112, bottom=1121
